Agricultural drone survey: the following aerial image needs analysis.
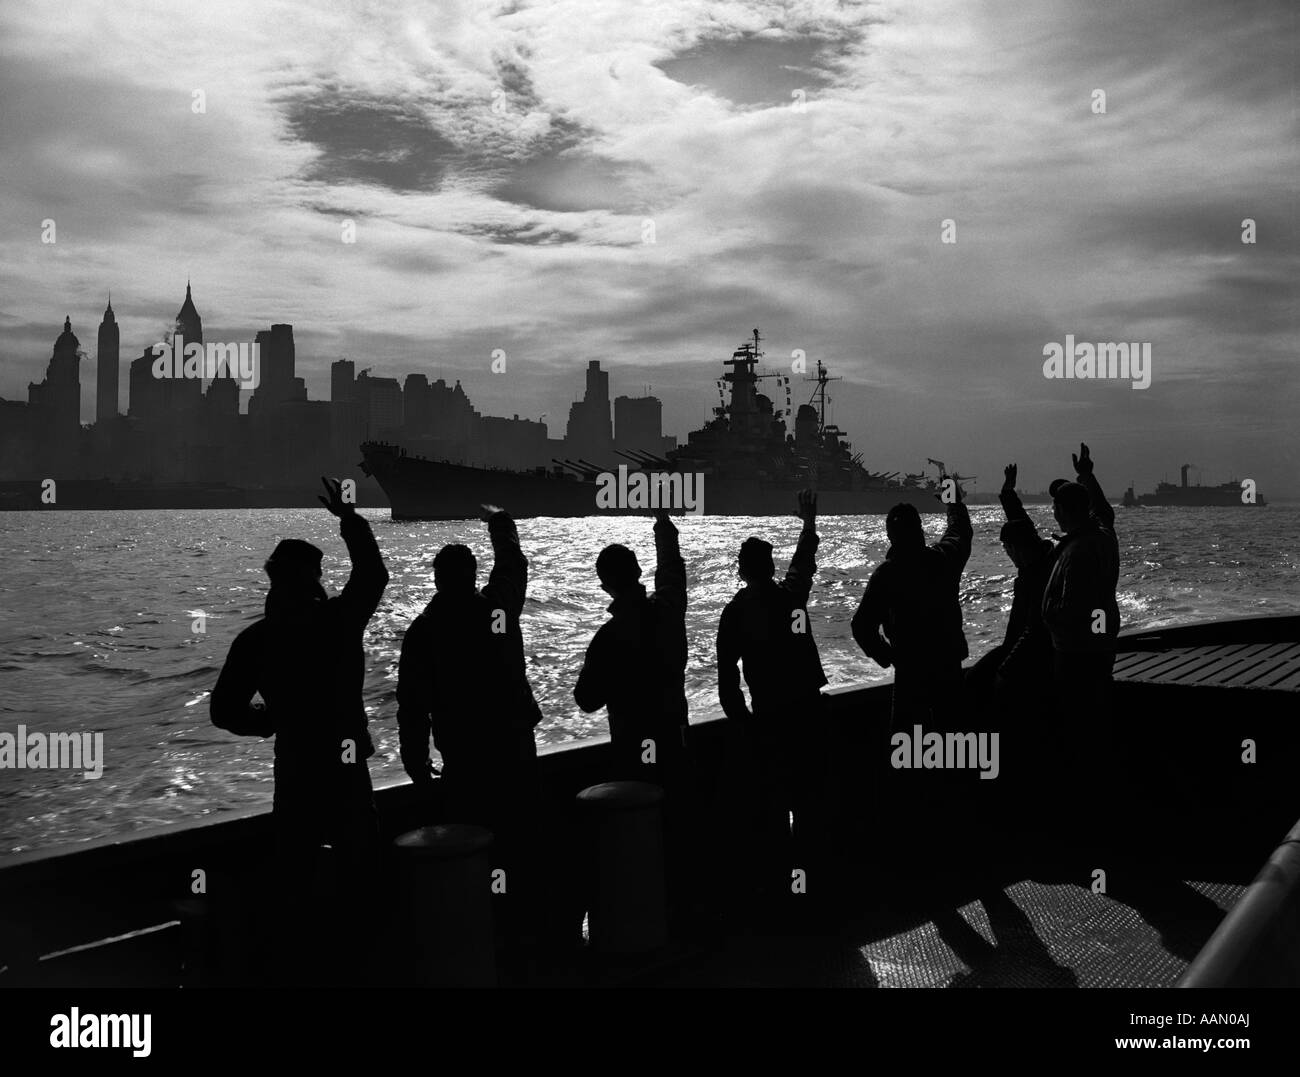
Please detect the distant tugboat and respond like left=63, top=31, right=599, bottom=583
left=361, top=329, right=951, bottom=520
left=1122, top=464, right=1266, bottom=507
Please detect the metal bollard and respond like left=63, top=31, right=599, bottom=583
left=576, top=781, right=668, bottom=955
left=392, top=824, right=496, bottom=987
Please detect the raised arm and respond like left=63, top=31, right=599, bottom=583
left=1072, top=443, right=1115, bottom=531
left=210, top=629, right=275, bottom=738
left=937, top=498, right=973, bottom=572
left=782, top=489, right=819, bottom=606
left=396, top=618, right=436, bottom=785
left=479, top=506, right=526, bottom=618
left=998, top=463, right=1030, bottom=523
left=318, top=478, right=389, bottom=625
left=716, top=606, right=751, bottom=722
left=652, top=509, right=686, bottom=615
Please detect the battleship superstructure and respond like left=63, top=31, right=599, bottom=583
left=362, top=330, right=948, bottom=520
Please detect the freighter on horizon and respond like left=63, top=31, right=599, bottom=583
left=1122, top=464, right=1267, bottom=508
left=361, top=330, right=953, bottom=520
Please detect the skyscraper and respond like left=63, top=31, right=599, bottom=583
left=249, top=323, right=305, bottom=413
left=402, top=373, right=431, bottom=437
left=174, top=281, right=203, bottom=344
left=565, top=360, right=613, bottom=462
left=614, top=394, right=663, bottom=452
left=329, top=359, right=363, bottom=462
left=173, top=282, right=203, bottom=414
left=331, top=359, right=356, bottom=403
left=96, top=298, right=119, bottom=423
left=27, top=316, right=82, bottom=471
left=355, top=370, right=403, bottom=438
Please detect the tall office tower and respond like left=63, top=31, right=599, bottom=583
left=252, top=329, right=275, bottom=405
left=355, top=371, right=404, bottom=438
left=331, top=359, right=356, bottom=402
left=250, top=323, right=305, bottom=412
left=614, top=394, right=663, bottom=452
left=95, top=298, right=119, bottom=422
left=429, top=378, right=478, bottom=443
left=402, top=373, right=431, bottom=437
left=128, top=347, right=159, bottom=420
left=266, top=323, right=295, bottom=391
left=329, top=359, right=362, bottom=461
left=565, top=359, right=613, bottom=462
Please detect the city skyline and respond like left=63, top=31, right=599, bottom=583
left=6, top=285, right=682, bottom=433
left=0, top=280, right=682, bottom=502
left=1, top=1, right=1296, bottom=494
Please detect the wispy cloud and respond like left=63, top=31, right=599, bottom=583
left=1, top=0, right=1295, bottom=492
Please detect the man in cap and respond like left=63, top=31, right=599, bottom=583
left=717, top=490, right=829, bottom=892
left=210, top=477, right=390, bottom=981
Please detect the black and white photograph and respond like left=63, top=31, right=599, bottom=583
left=0, top=0, right=1296, bottom=1055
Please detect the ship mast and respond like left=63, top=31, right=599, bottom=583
left=806, top=359, right=842, bottom=432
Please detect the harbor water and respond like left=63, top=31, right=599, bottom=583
left=2, top=505, right=1297, bottom=856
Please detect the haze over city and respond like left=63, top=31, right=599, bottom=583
left=1, top=0, right=1295, bottom=494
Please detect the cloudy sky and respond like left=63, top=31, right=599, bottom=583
left=1, top=0, right=1296, bottom=495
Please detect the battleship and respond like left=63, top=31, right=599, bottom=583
left=361, top=330, right=952, bottom=520
left=1122, top=464, right=1266, bottom=508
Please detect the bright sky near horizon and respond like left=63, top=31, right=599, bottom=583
left=1, top=0, right=1296, bottom=494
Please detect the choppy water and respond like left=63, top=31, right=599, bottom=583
left=2, top=505, right=1297, bottom=856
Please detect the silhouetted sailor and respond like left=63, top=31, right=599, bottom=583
left=395, top=505, right=543, bottom=953
left=717, top=490, right=828, bottom=883
left=575, top=508, right=692, bottom=932
left=574, top=508, right=689, bottom=786
left=396, top=504, right=542, bottom=838
left=1040, top=444, right=1121, bottom=850
left=852, top=488, right=972, bottom=728
left=210, top=477, right=389, bottom=981
left=968, top=463, right=1056, bottom=697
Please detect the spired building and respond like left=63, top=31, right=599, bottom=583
left=27, top=315, right=83, bottom=473
left=175, top=280, right=202, bottom=342
left=129, top=282, right=205, bottom=426
left=125, top=283, right=215, bottom=479
left=173, top=281, right=204, bottom=417
left=96, top=298, right=119, bottom=422
left=203, top=346, right=241, bottom=455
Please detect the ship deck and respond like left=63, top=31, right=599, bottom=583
left=1113, top=640, right=1300, bottom=691
left=634, top=879, right=1248, bottom=990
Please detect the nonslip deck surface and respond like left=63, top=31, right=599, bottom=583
left=649, top=879, right=1245, bottom=988
left=1114, top=640, right=1300, bottom=691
